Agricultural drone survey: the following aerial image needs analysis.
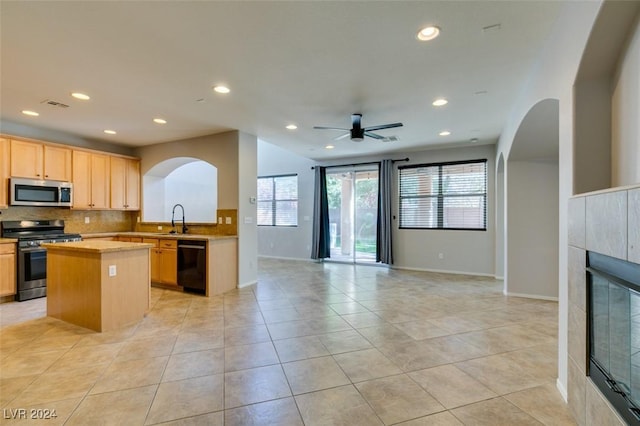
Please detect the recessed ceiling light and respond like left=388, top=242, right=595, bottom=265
left=213, top=85, right=230, bottom=94
left=71, top=92, right=90, bottom=100
left=325, top=145, right=335, bottom=149
left=286, top=124, right=298, bottom=130
left=104, top=130, right=116, bottom=135
left=417, top=26, right=440, bottom=41
left=439, top=131, right=451, bottom=136
left=153, top=118, right=167, bottom=124
left=22, top=110, right=39, bottom=116
left=432, top=98, right=448, bottom=107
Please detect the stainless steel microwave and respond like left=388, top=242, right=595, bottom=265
left=10, top=177, right=73, bottom=207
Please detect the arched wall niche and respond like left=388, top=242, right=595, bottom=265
left=142, top=157, right=218, bottom=224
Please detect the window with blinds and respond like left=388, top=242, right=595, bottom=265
left=257, top=174, right=298, bottom=226
left=398, top=159, right=487, bottom=230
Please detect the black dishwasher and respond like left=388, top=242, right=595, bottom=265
left=177, top=240, right=207, bottom=294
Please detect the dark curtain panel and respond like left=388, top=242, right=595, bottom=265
left=311, top=166, right=331, bottom=260
left=376, top=159, right=393, bottom=264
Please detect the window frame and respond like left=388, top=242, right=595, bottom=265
left=398, top=159, right=487, bottom=231
left=257, top=173, right=298, bottom=227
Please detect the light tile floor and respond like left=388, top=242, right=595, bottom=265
left=0, top=258, right=576, bottom=425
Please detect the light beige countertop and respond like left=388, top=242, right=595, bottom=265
left=0, top=238, right=17, bottom=244
left=81, top=232, right=237, bottom=241
left=42, top=240, right=154, bottom=253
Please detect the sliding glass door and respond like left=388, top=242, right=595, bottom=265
left=326, top=165, right=378, bottom=263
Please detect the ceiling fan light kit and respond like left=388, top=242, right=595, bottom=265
left=314, top=113, right=403, bottom=142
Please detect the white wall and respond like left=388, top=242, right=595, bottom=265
left=393, top=144, right=496, bottom=276
left=612, top=18, right=640, bottom=186
left=238, top=132, right=258, bottom=287
left=258, top=139, right=496, bottom=276
left=506, top=160, right=559, bottom=299
left=257, top=139, right=315, bottom=260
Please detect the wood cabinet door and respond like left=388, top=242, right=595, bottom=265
left=0, top=245, right=16, bottom=296
left=0, top=138, right=9, bottom=208
left=125, top=159, right=140, bottom=210
left=160, top=248, right=177, bottom=285
left=150, top=249, right=161, bottom=282
left=10, top=139, right=42, bottom=179
left=43, top=145, right=72, bottom=181
left=72, top=150, right=92, bottom=209
left=109, top=156, right=127, bottom=209
left=90, top=154, right=110, bottom=209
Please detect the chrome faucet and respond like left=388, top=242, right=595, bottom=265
left=171, top=203, right=188, bottom=234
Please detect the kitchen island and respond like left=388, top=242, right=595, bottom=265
left=42, top=240, right=153, bottom=332
left=82, top=232, right=238, bottom=296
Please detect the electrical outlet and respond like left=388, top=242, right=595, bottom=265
left=438, top=253, right=444, bottom=259
left=84, top=217, right=90, bottom=224
left=157, top=225, right=162, bottom=231
left=108, top=265, right=117, bottom=277
left=218, top=217, right=223, bottom=224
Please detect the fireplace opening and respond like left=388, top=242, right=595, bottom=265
left=587, top=251, right=640, bottom=425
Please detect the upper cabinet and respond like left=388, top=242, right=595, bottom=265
left=0, top=138, right=9, bottom=208
left=72, top=151, right=111, bottom=209
left=10, top=139, right=71, bottom=181
left=110, top=157, right=140, bottom=210
left=3, top=135, right=140, bottom=211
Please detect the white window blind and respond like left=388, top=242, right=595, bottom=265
left=257, top=174, right=298, bottom=226
left=399, top=160, right=487, bottom=230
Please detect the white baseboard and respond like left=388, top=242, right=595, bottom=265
left=494, top=275, right=504, bottom=280
left=392, top=265, right=495, bottom=278
left=237, top=280, right=257, bottom=288
left=258, top=254, right=312, bottom=262
left=505, top=291, right=559, bottom=302
left=556, top=378, right=568, bottom=402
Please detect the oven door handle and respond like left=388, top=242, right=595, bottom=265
left=19, top=247, right=47, bottom=253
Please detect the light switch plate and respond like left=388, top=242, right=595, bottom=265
left=108, top=265, right=117, bottom=277
left=84, top=217, right=90, bottom=224
left=225, top=217, right=232, bottom=225
left=218, top=217, right=223, bottom=224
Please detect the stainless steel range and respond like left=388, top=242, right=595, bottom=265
left=1, top=220, right=82, bottom=301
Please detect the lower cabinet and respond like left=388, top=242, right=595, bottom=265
left=0, top=243, right=16, bottom=297
left=145, top=238, right=177, bottom=286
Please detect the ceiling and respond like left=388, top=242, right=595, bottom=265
left=1, top=1, right=568, bottom=160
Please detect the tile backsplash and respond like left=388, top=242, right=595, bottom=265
left=0, top=207, right=136, bottom=233
left=0, top=207, right=238, bottom=236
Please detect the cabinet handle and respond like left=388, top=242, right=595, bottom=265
left=45, top=175, right=48, bottom=178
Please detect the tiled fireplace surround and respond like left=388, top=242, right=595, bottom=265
left=568, top=185, right=640, bottom=424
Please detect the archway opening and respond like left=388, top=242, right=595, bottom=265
left=496, top=153, right=505, bottom=287
left=506, top=98, right=559, bottom=299
left=143, top=157, right=218, bottom=223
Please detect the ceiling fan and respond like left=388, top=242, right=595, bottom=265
left=314, top=113, right=403, bottom=142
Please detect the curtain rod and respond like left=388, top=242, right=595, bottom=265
left=311, top=158, right=409, bottom=170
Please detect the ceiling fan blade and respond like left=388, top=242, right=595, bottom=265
left=334, top=132, right=351, bottom=141
left=364, top=131, right=385, bottom=140
left=313, top=126, right=349, bottom=131
left=364, top=122, right=403, bottom=132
